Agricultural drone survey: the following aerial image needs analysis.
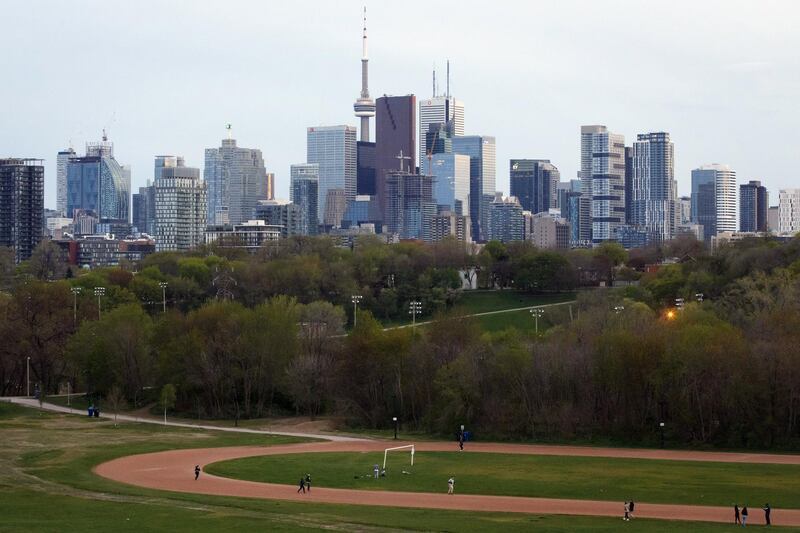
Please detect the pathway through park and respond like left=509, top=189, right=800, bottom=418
left=96, top=440, right=800, bottom=527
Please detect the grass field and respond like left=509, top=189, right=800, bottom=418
left=0, top=401, right=788, bottom=532
left=206, top=450, right=800, bottom=508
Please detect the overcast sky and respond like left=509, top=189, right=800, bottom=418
left=1, top=0, right=798, bottom=209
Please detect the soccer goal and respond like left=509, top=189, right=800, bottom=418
left=383, top=444, right=415, bottom=469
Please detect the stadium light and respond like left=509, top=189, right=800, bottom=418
left=529, top=307, right=544, bottom=334
left=70, top=286, right=82, bottom=327
left=408, top=301, right=422, bottom=328
left=351, top=295, right=363, bottom=328
left=392, top=416, right=398, bottom=440
left=159, top=282, right=168, bottom=313
left=94, top=287, right=106, bottom=319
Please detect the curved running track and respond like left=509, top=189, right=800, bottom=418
left=95, top=441, right=800, bottom=526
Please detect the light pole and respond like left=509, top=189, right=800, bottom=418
left=94, top=287, right=105, bottom=320
left=393, top=416, right=398, bottom=440
left=159, top=282, right=168, bottom=313
left=695, top=293, right=704, bottom=303
left=409, top=301, right=422, bottom=329
left=659, top=421, right=665, bottom=448
left=351, top=295, right=363, bottom=328
left=26, top=356, right=30, bottom=397
left=530, top=307, right=544, bottom=334
left=675, top=297, right=684, bottom=311
left=70, top=287, right=82, bottom=327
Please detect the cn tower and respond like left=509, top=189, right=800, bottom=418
left=353, top=7, right=375, bottom=142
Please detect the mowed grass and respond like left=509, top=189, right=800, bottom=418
left=207, top=450, right=800, bottom=508
left=456, top=290, right=576, bottom=315
left=0, top=401, right=790, bottom=532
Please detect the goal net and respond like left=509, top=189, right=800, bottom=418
left=383, top=444, right=415, bottom=470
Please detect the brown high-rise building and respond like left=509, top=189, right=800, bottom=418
left=375, top=95, right=416, bottom=219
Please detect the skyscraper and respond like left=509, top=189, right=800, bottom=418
left=67, top=134, right=131, bottom=224
left=691, top=164, right=737, bottom=240
left=290, top=163, right=319, bottom=235
left=132, top=182, right=155, bottom=235
left=154, top=157, right=207, bottom=252
left=0, top=158, right=44, bottom=263
left=429, top=153, right=470, bottom=215
left=579, top=125, right=626, bottom=244
left=630, top=132, right=675, bottom=242
left=256, top=199, right=304, bottom=238
left=375, top=95, right=416, bottom=219
left=509, top=159, right=560, bottom=215
left=419, top=94, right=464, bottom=171
left=739, top=180, right=768, bottom=232
left=384, top=171, right=435, bottom=239
left=452, top=135, right=495, bottom=242
left=307, top=125, right=357, bottom=223
left=204, top=130, right=268, bottom=226
left=56, top=147, right=76, bottom=216
left=353, top=8, right=375, bottom=143
left=488, top=195, right=524, bottom=243
left=778, top=189, right=800, bottom=235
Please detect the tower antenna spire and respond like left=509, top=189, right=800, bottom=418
left=446, top=59, right=450, bottom=98
left=353, top=6, right=376, bottom=142
left=432, top=65, right=436, bottom=98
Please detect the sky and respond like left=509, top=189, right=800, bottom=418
left=1, top=0, right=798, bottom=209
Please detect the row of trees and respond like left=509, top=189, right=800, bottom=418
left=3, top=234, right=800, bottom=448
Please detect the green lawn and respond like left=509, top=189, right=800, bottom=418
left=0, top=401, right=789, bottom=532
left=456, top=290, right=576, bottom=315
left=206, top=451, right=800, bottom=508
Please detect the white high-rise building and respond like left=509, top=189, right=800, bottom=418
left=630, top=132, right=675, bottom=242
left=579, top=125, right=625, bottom=244
left=779, top=189, right=800, bottom=235
left=204, top=129, right=268, bottom=226
left=691, top=164, right=736, bottom=239
left=418, top=96, right=464, bottom=169
left=56, top=147, right=76, bottom=216
left=307, top=125, right=357, bottom=223
left=154, top=157, right=207, bottom=252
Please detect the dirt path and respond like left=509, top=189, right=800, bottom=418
left=95, top=440, right=800, bottom=526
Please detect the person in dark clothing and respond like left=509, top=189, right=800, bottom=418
left=305, top=474, right=312, bottom=492
left=763, top=503, right=771, bottom=526
left=742, top=506, right=748, bottom=526
left=457, top=429, right=464, bottom=451
left=194, top=465, right=201, bottom=480
left=629, top=500, right=635, bottom=518
left=297, top=477, right=305, bottom=494
left=734, top=504, right=741, bottom=525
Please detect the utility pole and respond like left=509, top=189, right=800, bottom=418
left=159, top=282, right=168, bottom=313
left=351, top=295, right=363, bottom=328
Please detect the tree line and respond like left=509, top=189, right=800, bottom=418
left=2, top=234, right=800, bottom=449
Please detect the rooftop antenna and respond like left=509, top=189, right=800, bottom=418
left=446, top=59, right=450, bottom=98
left=102, top=128, right=108, bottom=142
left=432, top=66, right=436, bottom=98
left=226, top=123, right=232, bottom=140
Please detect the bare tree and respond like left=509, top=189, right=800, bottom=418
left=106, top=385, right=127, bottom=427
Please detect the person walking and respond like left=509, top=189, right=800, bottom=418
left=763, top=503, right=771, bottom=526
left=734, top=504, right=741, bottom=525
left=447, top=477, right=455, bottom=495
left=623, top=501, right=630, bottom=521
left=305, top=474, right=312, bottom=492
left=456, top=428, right=464, bottom=451
left=742, top=506, right=748, bottom=526
left=194, top=465, right=201, bottom=480
left=297, top=476, right=306, bottom=494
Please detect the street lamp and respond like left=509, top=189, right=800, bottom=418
left=530, top=307, right=544, bottom=334
left=351, top=295, right=363, bottom=328
left=26, top=356, right=30, bottom=397
left=70, top=286, right=82, bottom=327
left=659, top=421, right=665, bottom=448
left=392, top=416, right=398, bottom=440
left=94, top=287, right=106, bottom=319
left=159, top=282, right=168, bottom=313
left=408, top=301, right=422, bottom=328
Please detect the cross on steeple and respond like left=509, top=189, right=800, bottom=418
left=395, top=150, right=412, bottom=172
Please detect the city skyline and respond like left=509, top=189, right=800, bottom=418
left=1, top=1, right=798, bottom=210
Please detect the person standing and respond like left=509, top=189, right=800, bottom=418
left=456, top=428, right=464, bottom=451
left=373, top=464, right=380, bottom=479
left=734, top=504, right=741, bottom=525
left=623, top=501, right=630, bottom=521
left=629, top=500, right=635, bottom=518
left=742, top=506, right=748, bottom=526
left=297, top=476, right=306, bottom=494
left=447, top=477, right=455, bottom=495
left=763, top=503, right=771, bottom=526
left=305, top=474, right=312, bottom=492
